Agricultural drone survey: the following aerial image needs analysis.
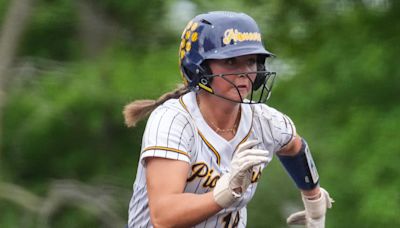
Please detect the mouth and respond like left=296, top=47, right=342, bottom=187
left=237, top=84, right=249, bottom=91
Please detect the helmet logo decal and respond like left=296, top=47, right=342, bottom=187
left=191, top=32, right=198, bottom=42
left=179, top=22, right=199, bottom=60
left=223, top=29, right=262, bottom=45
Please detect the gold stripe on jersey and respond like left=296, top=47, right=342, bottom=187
left=235, top=129, right=252, bottom=152
left=179, top=96, right=222, bottom=166
left=179, top=97, right=188, bottom=112
left=198, top=131, right=221, bottom=166
left=142, top=146, right=190, bottom=159
left=234, top=107, right=254, bottom=152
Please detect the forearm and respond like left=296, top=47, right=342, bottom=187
left=149, top=191, right=222, bottom=227
left=277, top=136, right=320, bottom=191
left=279, top=137, right=334, bottom=227
left=145, top=141, right=270, bottom=227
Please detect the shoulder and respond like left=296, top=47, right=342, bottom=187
left=253, top=103, right=297, bottom=152
left=141, top=97, right=197, bottom=164
left=253, top=103, right=290, bottom=122
left=149, top=97, right=191, bottom=122
left=145, top=96, right=196, bottom=138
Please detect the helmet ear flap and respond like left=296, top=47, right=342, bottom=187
left=253, top=57, right=267, bottom=90
left=183, top=61, right=214, bottom=90
left=198, top=62, right=213, bottom=88
left=181, top=65, right=195, bottom=86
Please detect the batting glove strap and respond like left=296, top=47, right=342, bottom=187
left=302, top=187, right=334, bottom=219
left=213, top=173, right=240, bottom=208
left=213, top=140, right=271, bottom=208
left=287, top=187, right=334, bottom=228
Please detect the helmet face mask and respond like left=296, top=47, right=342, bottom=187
left=179, top=11, right=277, bottom=104
left=198, top=69, right=276, bottom=104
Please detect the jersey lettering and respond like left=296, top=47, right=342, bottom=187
left=187, top=162, right=220, bottom=188
left=251, top=166, right=262, bottom=183
left=222, top=211, right=240, bottom=228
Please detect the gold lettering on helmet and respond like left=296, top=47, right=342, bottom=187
left=223, top=29, right=262, bottom=45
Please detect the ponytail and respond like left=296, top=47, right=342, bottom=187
left=123, top=84, right=189, bottom=127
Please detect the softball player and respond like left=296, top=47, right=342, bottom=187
left=124, top=11, right=333, bottom=228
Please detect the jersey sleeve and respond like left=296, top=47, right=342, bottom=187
left=257, top=104, right=297, bottom=153
left=139, top=105, right=195, bottom=165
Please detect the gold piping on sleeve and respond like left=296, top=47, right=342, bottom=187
left=142, top=146, right=190, bottom=159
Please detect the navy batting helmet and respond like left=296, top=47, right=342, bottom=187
left=179, top=11, right=276, bottom=103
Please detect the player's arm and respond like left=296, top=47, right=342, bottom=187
left=277, top=135, right=320, bottom=197
left=146, top=157, right=221, bottom=227
left=276, top=135, right=333, bottom=227
left=146, top=140, right=270, bottom=227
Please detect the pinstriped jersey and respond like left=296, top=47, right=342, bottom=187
left=128, top=91, right=296, bottom=228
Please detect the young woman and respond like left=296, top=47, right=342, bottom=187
left=124, top=11, right=333, bottom=228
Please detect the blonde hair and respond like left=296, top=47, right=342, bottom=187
left=123, top=84, right=189, bottom=127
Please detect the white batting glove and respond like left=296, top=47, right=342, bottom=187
left=213, top=140, right=271, bottom=208
left=287, top=187, right=334, bottom=228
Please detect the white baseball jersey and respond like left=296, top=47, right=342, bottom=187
left=128, top=91, right=296, bottom=228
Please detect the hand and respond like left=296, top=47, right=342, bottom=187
left=287, top=187, right=334, bottom=228
left=213, top=140, right=271, bottom=208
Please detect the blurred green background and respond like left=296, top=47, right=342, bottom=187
left=0, top=0, right=399, bottom=227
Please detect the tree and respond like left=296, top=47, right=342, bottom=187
left=0, top=0, right=36, bottom=162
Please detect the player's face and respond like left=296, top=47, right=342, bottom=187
left=208, top=55, right=258, bottom=102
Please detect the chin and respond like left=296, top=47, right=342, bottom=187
left=238, top=91, right=250, bottom=99
left=229, top=94, right=249, bottom=103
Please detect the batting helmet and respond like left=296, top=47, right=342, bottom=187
left=178, top=11, right=276, bottom=103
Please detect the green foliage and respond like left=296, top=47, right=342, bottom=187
left=2, top=45, right=182, bottom=226
left=95, top=0, right=171, bottom=46
left=1, top=0, right=399, bottom=227
left=0, top=0, right=11, bottom=24
left=263, top=1, right=400, bottom=227
left=3, top=46, right=180, bottom=184
left=48, top=205, right=102, bottom=228
left=0, top=201, right=36, bottom=228
left=190, top=0, right=247, bottom=12
left=19, top=0, right=80, bottom=60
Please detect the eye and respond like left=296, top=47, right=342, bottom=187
left=247, top=57, right=257, bottom=66
left=224, top=58, right=235, bottom=66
